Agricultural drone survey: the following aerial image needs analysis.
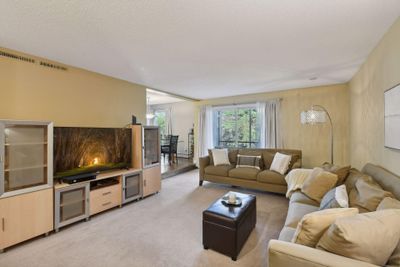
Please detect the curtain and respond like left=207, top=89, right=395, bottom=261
left=257, top=99, right=282, bottom=148
left=166, top=106, right=173, bottom=135
left=197, top=105, right=214, bottom=160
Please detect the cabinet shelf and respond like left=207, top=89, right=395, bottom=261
left=59, top=198, right=86, bottom=208
left=5, top=165, right=47, bottom=172
left=5, top=142, right=47, bottom=146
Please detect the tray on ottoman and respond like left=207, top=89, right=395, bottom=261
left=202, top=192, right=256, bottom=261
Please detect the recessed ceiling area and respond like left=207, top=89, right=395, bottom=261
left=1, top=1, right=400, bottom=99
left=147, top=89, right=186, bottom=105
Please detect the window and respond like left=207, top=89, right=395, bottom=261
left=213, top=105, right=259, bottom=148
left=154, top=110, right=167, bottom=137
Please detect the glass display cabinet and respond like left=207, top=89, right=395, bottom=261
left=143, top=126, right=160, bottom=168
left=0, top=120, right=53, bottom=197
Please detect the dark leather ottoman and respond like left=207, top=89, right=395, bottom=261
left=202, top=192, right=256, bottom=261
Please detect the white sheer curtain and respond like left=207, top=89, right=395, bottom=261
left=197, top=105, right=214, bottom=159
left=166, top=106, right=173, bottom=135
left=257, top=99, right=282, bottom=148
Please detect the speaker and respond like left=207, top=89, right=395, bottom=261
left=132, top=115, right=140, bottom=125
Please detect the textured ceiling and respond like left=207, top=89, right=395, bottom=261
left=1, top=1, right=400, bottom=99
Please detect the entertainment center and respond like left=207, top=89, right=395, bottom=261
left=0, top=120, right=161, bottom=252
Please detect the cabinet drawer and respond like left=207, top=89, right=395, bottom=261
left=89, top=184, right=121, bottom=215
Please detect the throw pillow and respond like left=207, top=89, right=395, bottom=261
left=301, top=169, right=338, bottom=202
left=376, top=197, right=400, bottom=267
left=349, top=178, right=394, bottom=212
left=321, top=162, right=351, bottom=185
left=316, top=209, right=400, bottom=266
left=270, top=152, right=292, bottom=175
left=319, top=184, right=349, bottom=210
left=377, top=197, right=400, bottom=210
left=292, top=208, right=358, bottom=247
left=344, top=168, right=373, bottom=194
left=208, top=149, right=238, bottom=165
left=211, top=149, right=230, bottom=166
left=236, top=155, right=261, bottom=169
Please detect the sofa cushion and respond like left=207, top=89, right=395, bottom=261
left=317, top=209, right=400, bottom=266
left=302, top=170, right=338, bottom=202
left=349, top=178, right=394, bottom=212
left=278, top=226, right=296, bottom=242
left=321, top=162, right=351, bottom=185
left=292, top=208, right=359, bottom=248
left=257, top=170, right=285, bottom=185
left=290, top=191, right=320, bottom=207
left=228, top=167, right=260, bottom=180
left=284, top=202, right=319, bottom=228
left=204, top=165, right=235, bottom=177
left=263, top=151, right=301, bottom=171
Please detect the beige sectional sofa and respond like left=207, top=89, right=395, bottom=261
left=199, top=148, right=302, bottom=194
left=268, top=163, right=400, bottom=267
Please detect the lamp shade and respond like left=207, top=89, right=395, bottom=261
left=300, top=109, right=326, bottom=124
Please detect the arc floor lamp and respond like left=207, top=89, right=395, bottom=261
left=300, top=105, right=333, bottom=164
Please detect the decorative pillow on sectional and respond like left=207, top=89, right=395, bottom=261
left=316, top=209, right=400, bottom=266
left=291, top=208, right=358, bottom=247
left=319, top=184, right=349, bottom=210
left=301, top=169, right=338, bottom=202
left=211, top=149, right=230, bottom=166
left=377, top=197, right=400, bottom=267
left=344, top=168, right=373, bottom=194
left=349, top=178, right=394, bottom=212
left=270, top=152, right=291, bottom=175
left=236, top=154, right=261, bottom=169
left=321, top=162, right=351, bottom=185
left=377, top=197, right=400, bottom=210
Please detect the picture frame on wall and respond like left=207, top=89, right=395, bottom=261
left=384, top=83, right=400, bottom=150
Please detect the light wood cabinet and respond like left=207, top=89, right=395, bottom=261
left=0, top=188, right=53, bottom=251
left=131, top=125, right=161, bottom=197
left=143, top=165, right=161, bottom=197
left=90, top=183, right=121, bottom=215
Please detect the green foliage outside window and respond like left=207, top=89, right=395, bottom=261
left=216, top=107, right=259, bottom=148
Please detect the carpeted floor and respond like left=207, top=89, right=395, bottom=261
left=0, top=170, right=288, bottom=267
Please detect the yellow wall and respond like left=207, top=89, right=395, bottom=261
left=195, top=84, right=349, bottom=168
left=349, top=17, right=400, bottom=175
left=0, top=47, right=146, bottom=127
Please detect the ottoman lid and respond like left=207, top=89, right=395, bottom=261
left=203, top=192, right=256, bottom=228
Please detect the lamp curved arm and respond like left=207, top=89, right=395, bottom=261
left=312, top=105, right=333, bottom=164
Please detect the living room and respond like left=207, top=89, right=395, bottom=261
left=1, top=1, right=400, bottom=267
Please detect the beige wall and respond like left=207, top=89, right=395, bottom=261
left=195, top=84, right=349, bottom=168
left=349, top=18, right=400, bottom=175
left=0, top=47, right=146, bottom=127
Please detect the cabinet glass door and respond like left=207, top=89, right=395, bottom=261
left=143, top=127, right=160, bottom=167
left=59, top=187, right=87, bottom=222
left=124, top=173, right=140, bottom=200
left=4, top=124, right=48, bottom=192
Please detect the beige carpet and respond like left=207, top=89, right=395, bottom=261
left=0, top=170, right=288, bottom=267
